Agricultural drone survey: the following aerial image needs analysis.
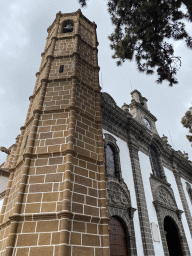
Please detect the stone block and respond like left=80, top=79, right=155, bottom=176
left=25, top=203, right=41, bottom=213
left=29, top=175, right=45, bottom=184
left=30, top=246, right=54, bottom=256
left=38, top=233, right=51, bottom=245
left=29, top=183, right=52, bottom=193
left=82, top=234, right=100, bottom=246
left=70, top=232, right=81, bottom=245
left=84, top=205, right=99, bottom=217
left=45, top=173, right=62, bottom=183
left=73, top=221, right=85, bottom=233
left=36, top=220, right=59, bottom=232
left=52, top=232, right=60, bottom=245
left=22, top=222, right=36, bottom=233
left=43, top=192, right=59, bottom=202
left=17, top=234, right=38, bottom=246
left=72, top=203, right=83, bottom=214
left=41, top=202, right=56, bottom=212
left=87, top=223, right=97, bottom=234
left=72, top=246, right=94, bottom=256
left=16, top=247, right=29, bottom=256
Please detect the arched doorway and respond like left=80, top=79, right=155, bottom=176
left=109, top=216, right=129, bottom=256
left=164, top=216, right=184, bottom=256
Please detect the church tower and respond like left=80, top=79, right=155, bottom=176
left=0, top=10, right=109, bottom=256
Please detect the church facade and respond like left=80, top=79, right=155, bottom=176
left=0, top=9, right=192, bottom=256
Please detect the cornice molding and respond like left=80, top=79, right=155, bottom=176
left=0, top=212, right=109, bottom=227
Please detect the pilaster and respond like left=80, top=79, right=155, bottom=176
left=128, top=136, right=155, bottom=256
left=173, top=162, right=192, bottom=238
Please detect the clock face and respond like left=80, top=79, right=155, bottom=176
left=143, top=118, right=151, bottom=130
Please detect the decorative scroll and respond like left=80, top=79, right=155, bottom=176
left=107, top=182, right=130, bottom=208
left=156, top=186, right=176, bottom=208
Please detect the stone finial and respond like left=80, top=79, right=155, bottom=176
left=162, top=134, right=168, bottom=144
left=121, top=103, right=129, bottom=112
left=77, top=9, right=82, bottom=14
left=131, top=90, right=141, bottom=103
left=56, top=11, right=62, bottom=18
left=183, top=151, right=189, bottom=160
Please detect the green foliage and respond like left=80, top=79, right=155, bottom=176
left=79, top=0, right=192, bottom=86
left=181, top=110, right=192, bottom=142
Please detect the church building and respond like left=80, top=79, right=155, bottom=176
left=0, top=9, right=192, bottom=256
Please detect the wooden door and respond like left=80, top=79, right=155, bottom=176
left=109, top=216, right=129, bottom=256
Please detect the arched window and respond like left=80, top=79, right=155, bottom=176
left=106, top=144, right=116, bottom=177
left=150, top=146, right=162, bottom=179
left=63, top=20, right=74, bottom=33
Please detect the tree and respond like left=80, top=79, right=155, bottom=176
left=79, top=0, right=192, bottom=86
left=181, top=109, right=192, bottom=143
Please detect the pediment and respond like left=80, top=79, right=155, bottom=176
left=156, top=185, right=177, bottom=208
left=107, top=181, right=130, bottom=208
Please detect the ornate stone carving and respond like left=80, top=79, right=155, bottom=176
left=156, top=186, right=176, bottom=208
left=107, top=181, right=130, bottom=209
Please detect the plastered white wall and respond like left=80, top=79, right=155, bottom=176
left=0, top=199, right=3, bottom=213
left=181, top=177, right=192, bottom=217
left=103, top=129, right=144, bottom=256
left=0, top=176, right=9, bottom=194
left=164, top=167, right=192, bottom=255
left=138, top=151, right=164, bottom=256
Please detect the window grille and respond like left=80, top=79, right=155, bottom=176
left=150, top=146, right=162, bottom=179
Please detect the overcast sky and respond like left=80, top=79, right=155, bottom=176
left=0, top=0, right=192, bottom=164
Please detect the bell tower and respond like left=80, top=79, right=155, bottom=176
left=129, top=90, right=159, bottom=134
left=0, top=10, right=109, bottom=256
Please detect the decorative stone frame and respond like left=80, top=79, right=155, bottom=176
left=104, top=133, right=123, bottom=182
left=107, top=180, right=137, bottom=256
left=148, top=142, right=167, bottom=182
left=186, top=182, right=192, bottom=205
left=150, top=181, right=191, bottom=256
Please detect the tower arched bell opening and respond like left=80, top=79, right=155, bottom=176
left=164, top=216, right=184, bottom=256
left=63, top=20, right=74, bottom=33
left=109, top=216, right=130, bottom=256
